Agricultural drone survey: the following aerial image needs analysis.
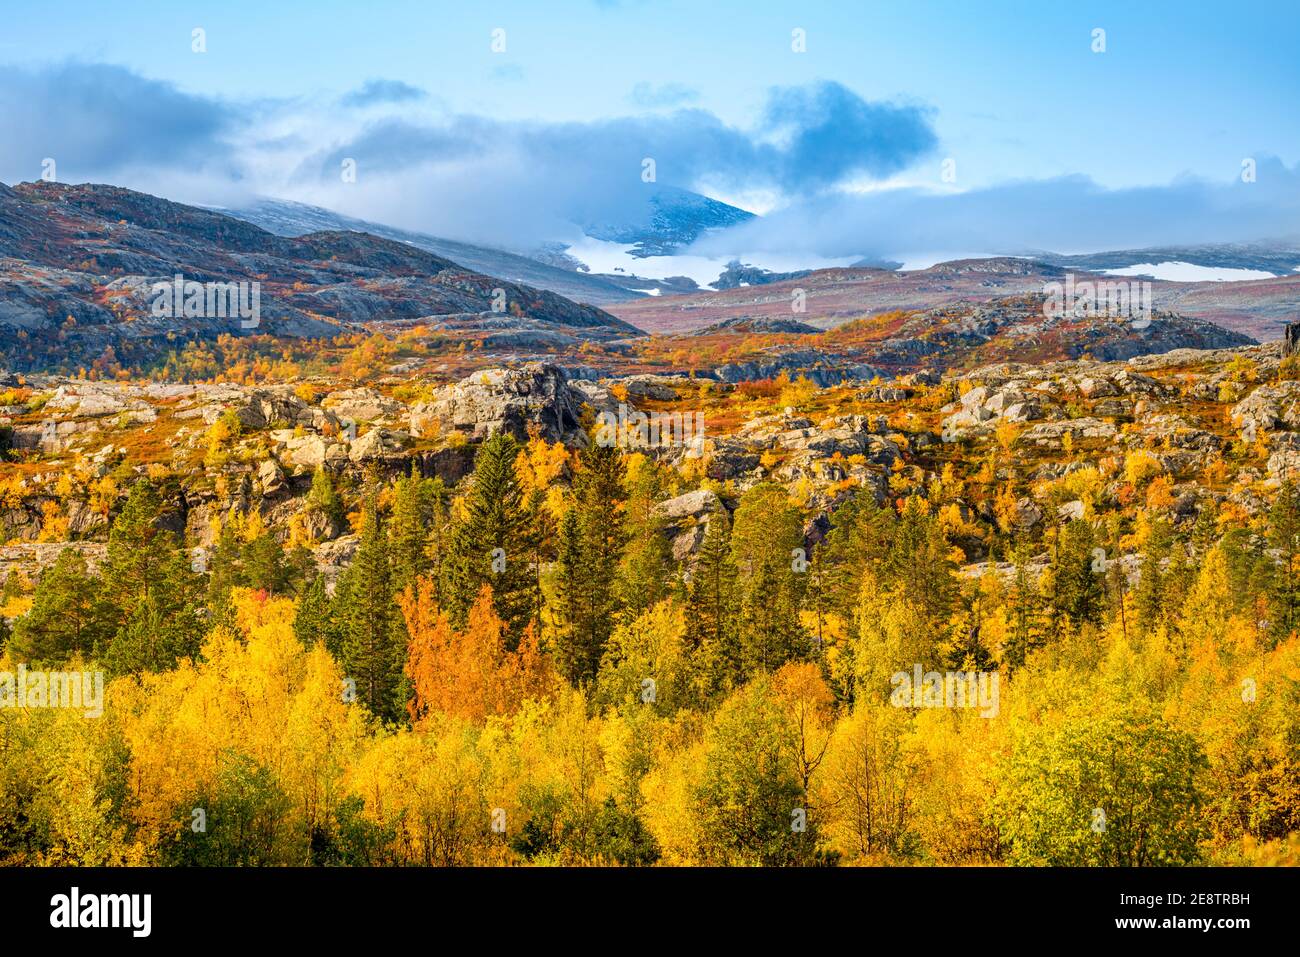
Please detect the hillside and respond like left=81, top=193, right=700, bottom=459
left=606, top=257, right=1299, bottom=341
left=0, top=182, right=642, bottom=373
left=228, top=197, right=649, bottom=306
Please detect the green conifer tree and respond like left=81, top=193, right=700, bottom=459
left=552, top=442, right=627, bottom=685
left=338, top=498, right=406, bottom=723
left=9, top=548, right=111, bottom=663
left=443, top=433, right=537, bottom=641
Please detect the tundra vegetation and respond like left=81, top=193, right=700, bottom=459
left=1, top=345, right=1299, bottom=867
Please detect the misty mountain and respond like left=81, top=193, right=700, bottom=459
left=227, top=198, right=648, bottom=306
left=576, top=185, right=756, bottom=258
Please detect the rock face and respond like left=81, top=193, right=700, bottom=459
left=1232, top=382, right=1300, bottom=434
left=653, top=488, right=721, bottom=522
left=0, top=542, right=108, bottom=585
left=1016, top=418, right=1117, bottom=450
left=417, top=363, right=586, bottom=443
left=323, top=388, right=402, bottom=425
left=653, top=488, right=724, bottom=562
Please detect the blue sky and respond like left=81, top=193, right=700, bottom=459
left=2, top=0, right=1298, bottom=259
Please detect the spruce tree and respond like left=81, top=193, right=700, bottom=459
left=9, top=548, right=111, bottom=663
left=552, top=442, right=628, bottom=685
left=682, top=507, right=740, bottom=699
left=730, top=483, right=805, bottom=677
left=338, top=498, right=406, bottom=723
left=443, top=432, right=537, bottom=642
left=389, top=464, right=446, bottom=594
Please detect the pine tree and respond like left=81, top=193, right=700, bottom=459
left=1051, top=518, right=1103, bottom=635
left=293, top=574, right=332, bottom=648
left=809, top=492, right=895, bottom=622
left=731, top=483, right=805, bottom=678
left=443, top=432, right=537, bottom=642
left=389, top=464, right=446, bottom=594
left=205, top=516, right=246, bottom=612
left=552, top=442, right=627, bottom=685
left=338, top=498, right=406, bottom=723
left=1004, top=544, right=1044, bottom=671
left=243, top=530, right=295, bottom=594
left=1133, top=516, right=1175, bottom=635
left=682, top=506, right=739, bottom=699
left=306, top=466, right=345, bottom=532
left=616, top=456, right=672, bottom=619
left=100, top=482, right=203, bottom=674
left=1266, top=480, right=1300, bottom=639
left=882, top=496, right=955, bottom=628
left=103, top=482, right=179, bottom=615
left=102, top=587, right=203, bottom=676
left=9, top=548, right=111, bottom=663
left=1, top=570, right=24, bottom=607
left=738, top=554, right=804, bottom=675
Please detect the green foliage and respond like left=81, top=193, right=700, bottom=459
left=162, top=751, right=300, bottom=866
left=1051, top=518, right=1104, bottom=635
left=390, top=465, right=446, bottom=594
left=306, top=466, right=345, bottom=526
left=682, top=506, right=739, bottom=702
left=9, top=549, right=111, bottom=663
left=731, top=483, right=806, bottom=677
left=3, top=413, right=1299, bottom=870
left=443, top=432, right=537, bottom=641
left=552, top=442, right=627, bottom=685
left=337, top=498, right=407, bottom=723
left=98, top=482, right=204, bottom=674
left=695, top=675, right=819, bottom=865
left=994, top=707, right=1206, bottom=866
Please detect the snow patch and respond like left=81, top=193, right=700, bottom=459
left=1104, top=261, right=1280, bottom=282
left=561, top=235, right=855, bottom=288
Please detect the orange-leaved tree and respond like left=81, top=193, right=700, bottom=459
left=402, top=581, right=553, bottom=726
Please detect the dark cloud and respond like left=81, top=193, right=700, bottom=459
left=340, top=79, right=429, bottom=108
left=0, top=62, right=238, bottom=184
left=760, top=82, right=938, bottom=190
left=301, top=81, right=938, bottom=203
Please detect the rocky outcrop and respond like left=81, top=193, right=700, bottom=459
left=653, top=488, right=724, bottom=562
left=416, top=363, right=586, bottom=443
left=323, top=387, right=403, bottom=425
left=1232, top=382, right=1300, bottom=436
